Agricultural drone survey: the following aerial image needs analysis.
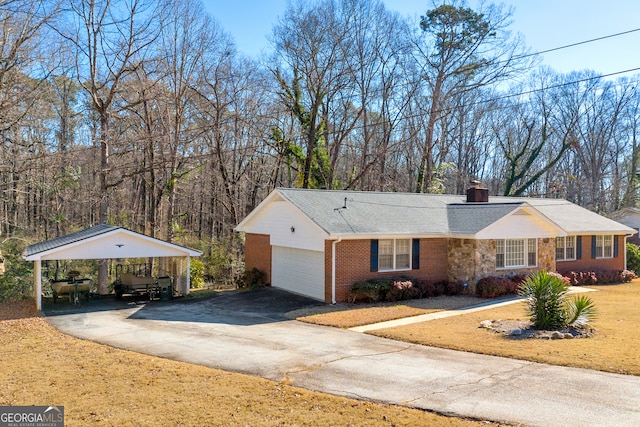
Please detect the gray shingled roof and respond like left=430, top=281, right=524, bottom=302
left=275, top=188, right=634, bottom=236
left=24, top=224, right=120, bottom=257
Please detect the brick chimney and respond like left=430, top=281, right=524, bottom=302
left=466, top=180, right=489, bottom=203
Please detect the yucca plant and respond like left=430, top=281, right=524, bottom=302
left=518, top=271, right=597, bottom=330
left=518, top=271, right=567, bottom=330
left=565, top=295, right=597, bottom=327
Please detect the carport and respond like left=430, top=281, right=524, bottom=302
left=24, top=224, right=202, bottom=310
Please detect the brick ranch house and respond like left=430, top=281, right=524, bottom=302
left=235, top=187, right=636, bottom=303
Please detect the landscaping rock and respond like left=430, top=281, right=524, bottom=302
left=550, top=331, right=564, bottom=340
left=480, top=319, right=595, bottom=340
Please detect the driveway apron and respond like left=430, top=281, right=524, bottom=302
left=44, top=289, right=640, bottom=427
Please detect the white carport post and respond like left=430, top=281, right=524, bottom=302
left=184, top=256, right=191, bottom=295
left=34, top=260, right=42, bottom=311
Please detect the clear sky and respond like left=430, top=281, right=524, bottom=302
left=202, top=0, right=640, bottom=77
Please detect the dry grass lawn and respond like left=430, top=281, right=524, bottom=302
left=370, top=282, right=640, bottom=375
left=0, top=301, right=504, bottom=427
left=295, top=295, right=489, bottom=328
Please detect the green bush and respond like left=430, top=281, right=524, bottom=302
left=627, top=243, right=640, bottom=275
left=0, top=240, right=33, bottom=302
left=350, top=277, right=463, bottom=302
left=518, top=271, right=597, bottom=330
left=189, top=258, right=205, bottom=289
left=350, top=278, right=392, bottom=302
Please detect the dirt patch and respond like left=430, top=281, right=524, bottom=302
left=479, top=319, right=595, bottom=340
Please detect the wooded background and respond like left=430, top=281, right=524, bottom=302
left=2, top=0, right=639, bottom=284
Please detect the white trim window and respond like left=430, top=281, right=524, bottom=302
left=556, top=236, right=576, bottom=261
left=379, top=238, right=411, bottom=271
left=595, top=235, right=613, bottom=258
left=496, top=238, right=537, bottom=269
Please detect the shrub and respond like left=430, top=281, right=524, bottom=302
left=626, top=242, right=640, bottom=275
left=189, top=258, right=205, bottom=289
left=566, top=270, right=637, bottom=286
left=239, top=267, right=267, bottom=289
left=350, top=276, right=464, bottom=303
left=413, top=278, right=433, bottom=297
left=476, top=276, right=519, bottom=298
left=385, top=279, right=421, bottom=302
left=0, top=240, right=33, bottom=302
left=621, top=270, right=638, bottom=282
left=518, top=271, right=597, bottom=330
left=350, top=278, right=392, bottom=302
left=413, top=279, right=459, bottom=298
left=546, top=271, right=571, bottom=286
left=444, top=281, right=464, bottom=296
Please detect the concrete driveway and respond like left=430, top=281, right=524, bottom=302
left=44, top=288, right=640, bottom=427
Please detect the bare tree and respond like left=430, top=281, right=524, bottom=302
left=271, top=0, right=353, bottom=189
left=58, top=0, right=163, bottom=293
left=412, top=0, right=531, bottom=193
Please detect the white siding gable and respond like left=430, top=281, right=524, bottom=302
left=34, top=230, right=196, bottom=260
left=240, top=199, right=328, bottom=251
left=476, top=206, right=563, bottom=240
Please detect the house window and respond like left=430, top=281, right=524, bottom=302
left=595, top=235, right=613, bottom=258
left=556, top=236, right=576, bottom=261
left=496, top=238, right=537, bottom=269
left=378, top=239, right=411, bottom=271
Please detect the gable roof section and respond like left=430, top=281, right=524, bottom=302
left=24, top=224, right=201, bottom=261
left=25, top=224, right=117, bottom=258
left=523, top=199, right=636, bottom=235
left=609, top=207, right=640, bottom=221
left=237, top=188, right=635, bottom=238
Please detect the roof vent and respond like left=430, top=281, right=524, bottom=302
left=466, top=180, right=489, bottom=203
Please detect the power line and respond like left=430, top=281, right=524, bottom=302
left=514, top=27, right=640, bottom=61
left=472, top=67, right=640, bottom=108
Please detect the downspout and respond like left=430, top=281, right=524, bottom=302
left=624, top=234, right=634, bottom=271
left=331, top=236, right=342, bottom=304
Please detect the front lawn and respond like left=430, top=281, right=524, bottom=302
left=369, top=281, right=640, bottom=375
left=0, top=302, right=503, bottom=426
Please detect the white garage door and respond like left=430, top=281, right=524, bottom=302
left=272, top=246, right=325, bottom=301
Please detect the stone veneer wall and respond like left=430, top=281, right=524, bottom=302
left=447, top=238, right=478, bottom=285
left=538, top=238, right=556, bottom=272
left=448, top=238, right=556, bottom=293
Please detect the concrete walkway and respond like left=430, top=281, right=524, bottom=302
left=44, top=288, right=639, bottom=427
left=350, top=286, right=596, bottom=332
